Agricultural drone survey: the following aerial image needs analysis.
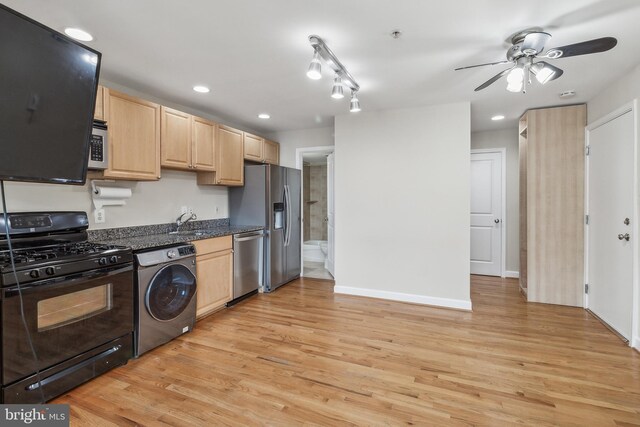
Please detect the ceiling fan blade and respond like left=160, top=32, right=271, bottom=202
left=454, top=60, right=511, bottom=71
left=521, top=31, right=551, bottom=55
left=546, top=37, right=617, bottom=59
left=474, top=67, right=514, bottom=91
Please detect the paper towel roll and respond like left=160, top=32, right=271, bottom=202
left=94, top=186, right=132, bottom=199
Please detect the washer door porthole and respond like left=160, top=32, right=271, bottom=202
left=145, top=264, right=196, bottom=322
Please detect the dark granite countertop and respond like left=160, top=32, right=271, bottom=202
left=88, top=219, right=263, bottom=251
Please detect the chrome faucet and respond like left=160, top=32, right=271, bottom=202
left=175, top=212, right=197, bottom=231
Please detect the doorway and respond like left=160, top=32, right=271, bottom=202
left=296, top=146, right=335, bottom=280
left=470, top=149, right=506, bottom=277
left=585, top=100, right=639, bottom=347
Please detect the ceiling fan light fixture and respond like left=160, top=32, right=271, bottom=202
left=307, top=51, right=322, bottom=80
left=535, top=66, right=556, bottom=84
left=506, top=80, right=523, bottom=93
left=506, top=67, right=524, bottom=84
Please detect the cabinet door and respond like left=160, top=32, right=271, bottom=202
left=244, top=132, right=263, bottom=162
left=263, top=139, right=279, bottom=165
left=192, top=116, right=216, bottom=171
left=216, top=125, right=244, bottom=186
left=195, top=249, right=233, bottom=318
left=161, top=107, right=192, bottom=170
left=103, top=90, right=160, bottom=180
left=94, top=85, right=107, bottom=121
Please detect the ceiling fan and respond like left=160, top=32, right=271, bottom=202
left=455, top=30, right=617, bottom=93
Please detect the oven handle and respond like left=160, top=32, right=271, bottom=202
left=25, top=344, right=123, bottom=391
left=3, top=263, right=133, bottom=296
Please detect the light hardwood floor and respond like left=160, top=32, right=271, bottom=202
left=55, top=275, right=640, bottom=426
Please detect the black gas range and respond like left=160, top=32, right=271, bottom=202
left=0, top=212, right=134, bottom=403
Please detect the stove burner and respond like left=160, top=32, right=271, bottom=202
left=0, top=242, right=124, bottom=269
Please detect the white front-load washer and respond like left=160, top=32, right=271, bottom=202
left=134, top=244, right=197, bottom=357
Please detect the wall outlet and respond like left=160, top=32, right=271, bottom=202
left=94, top=208, right=106, bottom=224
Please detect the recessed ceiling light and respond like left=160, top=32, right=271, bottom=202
left=64, top=28, right=93, bottom=42
left=193, top=86, right=210, bottom=93
left=491, top=115, right=505, bottom=121
left=258, top=113, right=270, bottom=119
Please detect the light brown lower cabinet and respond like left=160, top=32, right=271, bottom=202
left=192, top=236, right=233, bottom=318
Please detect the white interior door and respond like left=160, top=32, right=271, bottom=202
left=470, top=151, right=503, bottom=276
left=326, top=152, right=335, bottom=276
left=587, top=110, right=634, bottom=340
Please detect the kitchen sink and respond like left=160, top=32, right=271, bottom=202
left=168, top=230, right=207, bottom=236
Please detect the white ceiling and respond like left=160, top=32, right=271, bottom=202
left=5, top=0, right=640, bottom=133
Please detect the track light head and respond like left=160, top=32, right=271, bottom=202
left=307, top=51, right=322, bottom=80
left=349, top=91, right=361, bottom=112
left=331, top=76, right=344, bottom=99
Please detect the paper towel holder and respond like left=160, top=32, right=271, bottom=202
left=90, top=179, right=116, bottom=195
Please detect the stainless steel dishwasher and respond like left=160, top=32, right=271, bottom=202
left=228, top=230, right=264, bottom=306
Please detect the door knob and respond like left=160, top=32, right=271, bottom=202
left=618, top=233, right=630, bottom=241
left=494, top=219, right=500, bottom=224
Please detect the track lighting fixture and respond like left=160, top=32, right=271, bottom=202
left=349, top=91, right=361, bottom=113
left=331, top=76, right=344, bottom=99
left=306, top=51, right=322, bottom=80
left=307, top=35, right=361, bottom=112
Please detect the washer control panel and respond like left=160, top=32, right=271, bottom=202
left=135, top=244, right=196, bottom=267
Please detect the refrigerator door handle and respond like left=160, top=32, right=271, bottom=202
left=284, top=184, right=291, bottom=247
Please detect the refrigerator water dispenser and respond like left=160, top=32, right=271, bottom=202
left=274, top=202, right=284, bottom=229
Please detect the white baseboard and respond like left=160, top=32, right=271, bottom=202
left=633, top=335, right=640, bottom=350
left=334, top=286, right=472, bottom=311
left=504, top=270, right=520, bottom=279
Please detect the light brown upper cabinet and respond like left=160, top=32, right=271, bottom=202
left=197, top=125, right=244, bottom=186
left=243, top=132, right=264, bottom=162
left=243, top=134, right=280, bottom=165
left=93, top=85, right=107, bottom=121
left=161, top=107, right=192, bottom=170
left=263, top=139, right=280, bottom=165
left=519, top=104, right=586, bottom=307
left=103, top=89, right=161, bottom=181
left=161, top=108, right=216, bottom=172
left=191, top=116, right=216, bottom=171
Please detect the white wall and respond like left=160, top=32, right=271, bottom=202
left=471, top=128, right=519, bottom=274
left=3, top=80, right=235, bottom=230
left=588, top=64, right=640, bottom=124
left=4, top=170, right=228, bottom=229
left=268, top=126, right=334, bottom=168
left=334, top=102, right=472, bottom=309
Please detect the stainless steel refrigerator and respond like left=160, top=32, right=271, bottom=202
left=229, top=164, right=301, bottom=292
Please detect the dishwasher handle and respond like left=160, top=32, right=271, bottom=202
left=234, top=231, right=264, bottom=242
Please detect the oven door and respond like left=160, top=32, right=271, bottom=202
left=1, top=263, right=133, bottom=386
